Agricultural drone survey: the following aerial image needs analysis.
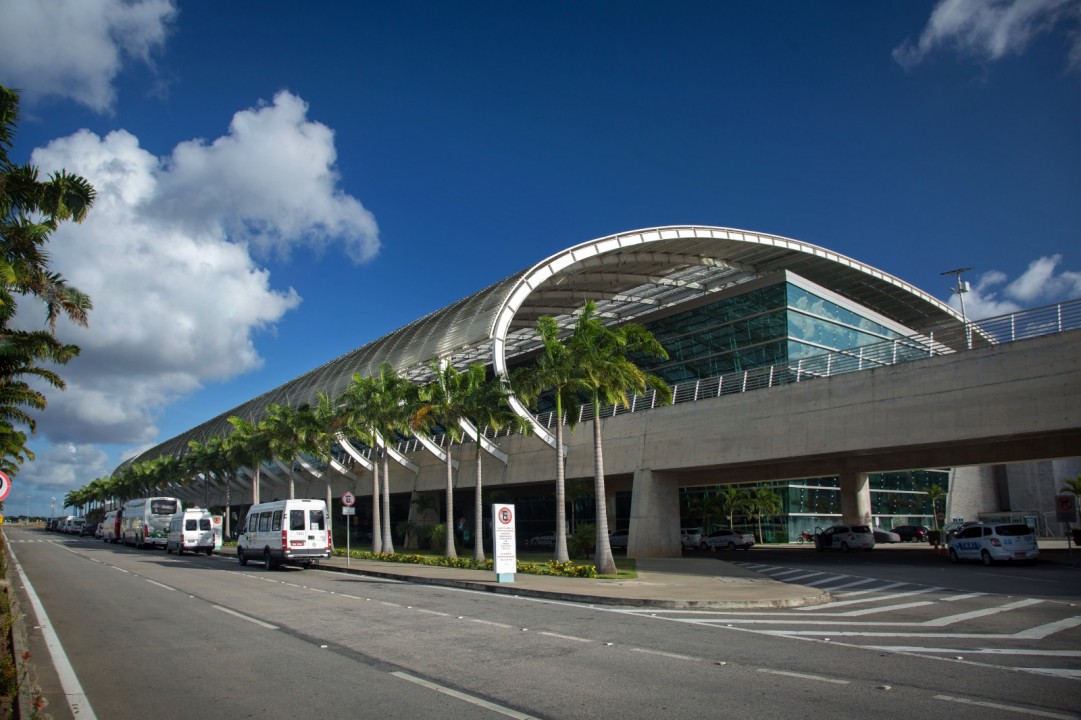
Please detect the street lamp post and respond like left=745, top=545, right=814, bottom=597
left=941, top=267, right=973, bottom=349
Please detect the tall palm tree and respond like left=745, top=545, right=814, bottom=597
left=338, top=372, right=384, bottom=553
left=685, top=492, right=725, bottom=535
left=226, top=415, right=272, bottom=505
left=568, top=300, right=672, bottom=575
left=261, top=402, right=317, bottom=499
left=512, top=315, right=590, bottom=564
left=459, top=364, right=523, bottom=563
left=927, top=483, right=946, bottom=530
left=716, top=486, right=750, bottom=530
left=413, top=360, right=472, bottom=559
left=745, top=487, right=782, bottom=544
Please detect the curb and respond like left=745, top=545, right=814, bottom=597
left=315, top=562, right=834, bottom=610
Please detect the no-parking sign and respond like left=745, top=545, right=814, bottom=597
left=1055, top=494, right=1078, bottom=523
left=0, top=470, right=10, bottom=503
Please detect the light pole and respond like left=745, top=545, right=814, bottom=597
left=50, top=496, right=56, bottom=518
left=941, top=267, right=973, bottom=349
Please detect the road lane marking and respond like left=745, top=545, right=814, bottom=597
left=6, top=546, right=98, bottom=720
left=145, top=579, right=176, bottom=591
left=391, top=671, right=540, bottom=719
left=868, top=646, right=1081, bottom=656
left=756, top=668, right=848, bottom=684
left=941, top=592, right=986, bottom=602
left=830, top=581, right=907, bottom=598
left=935, top=695, right=1079, bottom=719
left=630, top=647, right=699, bottom=661
left=922, top=598, right=1043, bottom=626
left=1014, top=616, right=1081, bottom=639
left=538, top=631, right=591, bottom=642
left=212, top=605, right=279, bottom=629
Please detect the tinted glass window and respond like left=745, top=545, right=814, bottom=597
left=959, top=527, right=981, bottom=538
left=258, top=512, right=270, bottom=532
left=199, top=519, right=211, bottom=531
left=996, top=524, right=1033, bottom=537
left=151, top=499, right=178, bottom=515
left=272, top=511, right=283, bottom=531
left=290, top=510, right=305, bottom=531
left=852, top=526, right=871, bottom=533
left=185, top=519, right=197, bottom=531
left=310, top=510, right=326, bottom=531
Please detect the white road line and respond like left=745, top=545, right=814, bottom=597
left=145, top=579, right=176, bottom=591
left=806, top=574, right=851, bottom=587
left=781, top=572, right=826, bottom=582
left=756, top=668, right=848, bottom=684
left=800, top=590, right=925, bottom=610
left=630, top=647, right=699, bottom=661
left=538, top=631, right=592, bottom=643
left=211, top=605, right=279, bottom=630
left=830, top=581, right=907, bottom=598
left=922, top=598, right=1043, bottom=626
left=815, top=577, right=876, bottom=591
left=110, top=566, right=131, bottom=573
left=941, top=592, right=986, bottom=602
left=467, top=618, right=513, bottom=629
left=6, top=547, right=98, bottom=720
left=391, top=671, right=541, bottom=719
left=833, top=601, right=936, bottom=616
left=1014, top=616, right=1081, bottom=639
left=414, top=608, right=449, bottom=617
left=1023, top=668, right=1081, bottom=678
left=765, top=568, right=811, bottom=577
left=867, top=646, right=1081, bottom=657
left=935, top=694, right=1079, bottom=720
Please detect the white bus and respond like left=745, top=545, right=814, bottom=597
left=121, top=497, right=182, bottom=549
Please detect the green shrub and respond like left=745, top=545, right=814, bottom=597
left=568, top=522, right=596, bottom=559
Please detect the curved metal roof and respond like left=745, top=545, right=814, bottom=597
left=120, top=225, right=962, bottom=468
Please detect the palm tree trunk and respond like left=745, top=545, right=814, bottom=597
left=371, top=445, right=382, bottom=554
left=591, top=397, right=616, bottom=575
left=473, top=442, right=485, bottom=564
left=381, top=451, right=394, bottom=554
left=554, top=399, right=569, bottom=563
left=225, top=474, right=232, bottom=538
left=444, top=440, right=457, bottom=559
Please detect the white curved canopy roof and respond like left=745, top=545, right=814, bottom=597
left=122, top=225, right=961, bottom=467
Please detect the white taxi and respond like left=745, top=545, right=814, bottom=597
left=814, top=524, right=875, bottom=552
left=947, top=522, right=1039, bottom=565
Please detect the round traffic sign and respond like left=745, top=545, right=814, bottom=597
left=0, top=471, right=10, bottom=503
left=341, top=491, right=355, bottom=507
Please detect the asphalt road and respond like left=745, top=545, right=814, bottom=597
left=6, top=527, right=1081, bottom=720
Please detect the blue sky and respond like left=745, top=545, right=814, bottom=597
left=1, top=0, right=1078, bottom=516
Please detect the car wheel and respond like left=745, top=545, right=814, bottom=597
left=264, top=550, right=277, bottom=571
left=727, top=542, right=736, bottom=551
left=237, top=548, right=247, bottom=566
left=206, top=548, right=213, bottom=556
left=840, top=542, right=850, bottom=552
left=699, top=542, right=707, bottom=550
left=948, top=548, right=959, bottom=563
left=177, top=544, right=184, bottom=556
left=981, top=550, right=993, bottom=567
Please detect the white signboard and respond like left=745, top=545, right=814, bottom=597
left=342, top=507, right=356, bottom=516
left=492, top=503, right=516, bottom=581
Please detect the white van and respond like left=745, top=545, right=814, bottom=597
left=166, top=508, right=215, bottom=556
left=236, top=499, right=331, bottom=570
left=101, top=510, right=120, bottom=543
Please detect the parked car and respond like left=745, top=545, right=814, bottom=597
left=892, top=525, right=930, bottom=542
left=703, top=528, right=755, bottom=551
left=948, top=522, right=1039, bottom=566
left=529, top=531, right=556, bottom=548
left=872, top=527, right=901, bottom=544
left=80, top=521, right=99, bottom=537
left=814, top=524, right=875, bottom=552
left=681, top=528, right=703, bottom=549
left=66, top=518, right=85, bottom=535
left=944, top=520, right=979, bottom=541
left=608, top=530, right=629, bottom=550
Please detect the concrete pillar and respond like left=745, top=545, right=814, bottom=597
left=839, top=471, right=872, bottom=526
left=627, top=468, right=681, bottom=558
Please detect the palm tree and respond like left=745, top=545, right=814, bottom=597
left=261, top=402, right=310, bottom=499
left=745, top=487, right=782, bottom=544
left=716, top=486, right=750, bottom=530
left=927, top=483, right=947, bottom=530
left=1060, top=473, right=1081, bottom=496
left=684, top=492, right=724, bottom=535
left=567, top=300, right=672, bottom=575
left=413, top=360, right=472, bottom=559
left=459, top=364, right=523, bottom=563
left=512, top=315, right=590, bottom=564
left=338, top=372, right=384, bottom=553
left=225, top=415, right=272, bottom=505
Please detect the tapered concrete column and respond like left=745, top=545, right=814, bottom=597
left=839, top=471, right=872, bottom=526
left=628, top=468, right=681, bottom=558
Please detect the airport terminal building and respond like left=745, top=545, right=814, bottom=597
left=122, top=226, right=1081, bottom=553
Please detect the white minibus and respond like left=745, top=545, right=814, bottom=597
left=121, top=497, right=181, bottom=549
left=166, top=507, right=215, bottom=555
left=237, top=499, right=331, bottom=570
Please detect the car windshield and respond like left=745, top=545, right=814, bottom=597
left=852, top=526, right=871, bottom=533
left=995, top=524, right=1033, bottom=537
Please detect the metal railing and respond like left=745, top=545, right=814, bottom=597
left=382, top=297, right=1081, bottom=454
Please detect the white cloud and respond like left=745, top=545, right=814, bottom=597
left=11, top=92, right=379, bottom=495
left=947, top=255, right=1081, bottom=319
left=0, top=0, right=177, bottom=112
left=16, top=442, right=111, bottom=495
left=894, top=0, right=1081, bottom=71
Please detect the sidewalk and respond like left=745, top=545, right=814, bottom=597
left=313, top=554, right=833, bottom=609
left=307, top=539, right=1080, bottom=609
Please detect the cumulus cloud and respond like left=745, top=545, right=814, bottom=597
left=0, top=0, right=177, bottom=112
left=894, top=0, right=1081, bottom=71
left=12, top=92, right=379, bottom=493
left=948, top=255, right=1081, bottom=319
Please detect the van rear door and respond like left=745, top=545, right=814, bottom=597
left=286, top=507, right=328, bottom=553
